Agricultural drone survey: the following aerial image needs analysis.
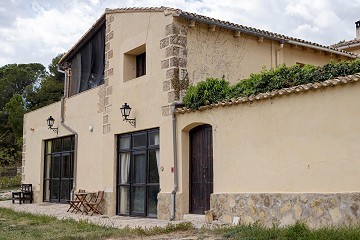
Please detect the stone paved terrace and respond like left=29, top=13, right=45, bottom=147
left=0, top=200, right=216, bottom=229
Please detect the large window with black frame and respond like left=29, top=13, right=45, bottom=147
left=117, top=129, right=159, bottom=217
left=43, top=136, right=74, bottom=203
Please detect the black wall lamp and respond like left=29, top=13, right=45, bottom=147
left=47, top=116, right=58, bottom=135
left=120, top=103, right=136, bottom=127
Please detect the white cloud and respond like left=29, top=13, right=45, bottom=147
left=0, top=0, right=359, bottom=67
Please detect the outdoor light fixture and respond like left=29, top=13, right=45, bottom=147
left=46, top=116, right=58, bottom=134
left=120, top=103, right=136, bottom=127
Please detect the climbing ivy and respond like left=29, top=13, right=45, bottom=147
left=183, top=59, right=360, bottom=109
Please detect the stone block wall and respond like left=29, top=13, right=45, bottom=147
left=211, top=193, right=360, bottom=228
left=101, top=13, right=115, bottom=134
left=160, top=22, right=189, bottom=117
left=101, top=191, right=115, bottom=215
left=22, top=115, right=26, bottom=183
left=157, top=192, right=185, bottom=220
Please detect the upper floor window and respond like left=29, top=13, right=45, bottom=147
left=124, top=44, right=146, bottom=81
left=68, top=24, right=105, bottom=96
left=136, top=52, right=146, bottom=78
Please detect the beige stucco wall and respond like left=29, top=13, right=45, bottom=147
left=283, top=45, right=346, bottom=66
left=23, top=102, right=60, bottom=201
left=185, top=19, right=351, bottom=85
left=23, top=10, right=177, bottom=215
left=185, top=20, right=272, bottom=84
left=176, top=81, right=360, bottom=205
left=104, top=10, right=175, bottom=198
left=23, top=86, right=104, bottom=202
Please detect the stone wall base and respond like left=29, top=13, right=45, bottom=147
left=102, top=191, right=116, bottom=216
left=157, top=192, right=185, bottom=220
left=33, top=190, right=40, bottom=203
left=211, top=193, right=360, bottom=228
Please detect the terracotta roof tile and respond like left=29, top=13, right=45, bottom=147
left=331, top=39, right=360, bottom=48
left=176, top=73, right=360, bottom=114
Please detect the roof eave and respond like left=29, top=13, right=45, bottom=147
left=177, top=13, right=356, bottom=59
left=287, top=40, right=357, bottom=59
left=178, top=13, right=287, bottom=43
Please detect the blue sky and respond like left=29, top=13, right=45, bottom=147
left=1, top=0, right=359, bottom=67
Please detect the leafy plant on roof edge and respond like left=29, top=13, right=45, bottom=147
left=183, top=59, right=360, bottom=109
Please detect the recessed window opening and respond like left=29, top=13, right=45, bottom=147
left=124, top=44, right=146, bottom=81
left=136, top=52, right=146, bottom=77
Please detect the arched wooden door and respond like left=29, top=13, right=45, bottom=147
left=189, top=124, right=213, bottom=214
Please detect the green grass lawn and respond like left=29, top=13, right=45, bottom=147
left=0, top=208, right=192, bottom=240
left=215, top=222, right=360, bottom=240
left=1, top=207, right=360, bottom=240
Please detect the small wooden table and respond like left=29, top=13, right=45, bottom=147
left=73, top=192, right=95, bottom=214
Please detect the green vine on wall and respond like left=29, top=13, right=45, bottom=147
left=183, top=59, right=360, bottom=109
left=171, top=67, right=189, bottom=100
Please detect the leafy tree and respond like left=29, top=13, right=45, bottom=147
left=48, top=54, right=65, bottom=82
left=25, top=54, right=64, bottom=111
left=0, top=63, right=46, bottom=110
left=5, top=94, right=25, bottom=143
left=0, top=54, right=65, bottom=166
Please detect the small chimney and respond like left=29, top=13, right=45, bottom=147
left=356, top=20, right=360, bottom=39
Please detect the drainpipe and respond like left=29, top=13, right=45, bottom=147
left=58, top=65, right=78, bottom=200
left=276, top=42, right=284, bottom=67
left=170, top=101, right=182, bottom=221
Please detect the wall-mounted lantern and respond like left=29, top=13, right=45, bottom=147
left=47, top=116, right=58, bottom=135
left=120, top=103, right=136, bottom=127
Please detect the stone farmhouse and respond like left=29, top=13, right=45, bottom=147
left=22, top=7, right=359, bottom=227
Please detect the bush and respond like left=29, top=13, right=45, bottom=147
left=184, top=59, right=360, bottom=109
left=0, top=174, right=21, bottom=190
left=183, top=77, right=231, bottom=109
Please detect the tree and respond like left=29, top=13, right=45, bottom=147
left=25, top=54, right=64, bottom=111
left=0, top=54, right=65, bottom=166
left=5, top=94, right=25, bottom=143
left=0, top=63, right=46, bottom=110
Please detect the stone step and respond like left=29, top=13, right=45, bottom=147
left=183, top=214, right=205, bottom=223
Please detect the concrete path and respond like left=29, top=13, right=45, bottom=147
left=0, top=200, right=187, bottom=229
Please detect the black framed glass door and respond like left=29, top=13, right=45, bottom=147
left=117, top=129, right=159, bottom=217
left=44, top=136, right=74, bottom=203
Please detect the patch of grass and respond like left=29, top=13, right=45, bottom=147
left=214, top=221, right=360, bottom=240
left=0, top=174, right=21, bottom=190
left=0, top=208, right=193, bottom=240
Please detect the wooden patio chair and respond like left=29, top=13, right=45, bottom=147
left=67, top=189, right=85, bottom=213
left=84, top=191, right=104, bottom=216
left=12, top=184, right=33, bottom=204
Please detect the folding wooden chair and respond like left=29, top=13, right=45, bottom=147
left=84, top=191, right=104, bottom=216
left=67, top=189, right=85, bottom=213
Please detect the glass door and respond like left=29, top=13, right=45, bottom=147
left=117, top=129, right=160, bottom=217
left=44, top=136, right=74, bottom=203
left=131, top=151, right=146, bottom=216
